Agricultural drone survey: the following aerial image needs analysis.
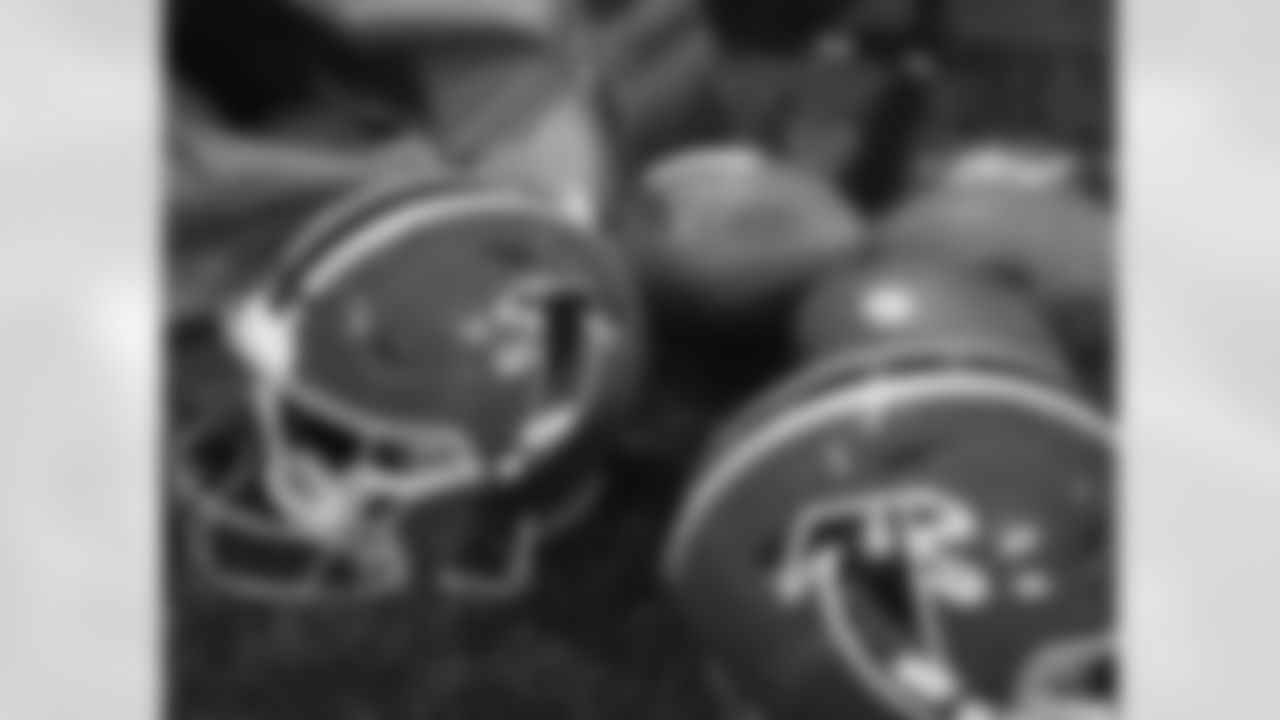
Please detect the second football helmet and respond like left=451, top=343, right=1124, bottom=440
left=665, top=261, right=1115, bottom=720
left=876, top=143, right=1112, bottom=329
left=170, top=175, right=643, bottom=603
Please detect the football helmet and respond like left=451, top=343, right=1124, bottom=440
left=622, top=144, right=867, bottom=318
left=665, top=261, right=1114, bottom=720
left=876, top=142, right=1112, bottom=326
left=170, top=175, right=643, bottom=603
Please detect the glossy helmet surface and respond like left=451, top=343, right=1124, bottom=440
left=171, top=174, right=643, bottom=603
left=622, top=144, right=867, bottom=317
left=665, top=260, right=1114, bottom=720
left=877, top=142, right=1111, bottom=325
left=793, top=260, right=1072, bottom=382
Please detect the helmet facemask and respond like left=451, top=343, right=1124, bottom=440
left=182, top=185, right=631, bottom=603
left=215, top=265, right=616, bottom=596
left=226, top=291, right=488, bottom=554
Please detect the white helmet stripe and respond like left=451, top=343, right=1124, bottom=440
left=301, top=190, right=563, bottom=300
left=663, top=369, right=1109, bottom=578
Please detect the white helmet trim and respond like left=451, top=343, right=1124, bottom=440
left=664, top=368, right=1107, bottom=576
left=663, top=368, right=1110, bottom=719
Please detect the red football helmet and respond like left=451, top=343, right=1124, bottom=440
left=622, top=144, right=867, bottom=317
left=665, top=260, right=1115, bottom=720
left=170, top=175, right=643, bottom=603
left=877, top=143, right=1112, bottom=329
